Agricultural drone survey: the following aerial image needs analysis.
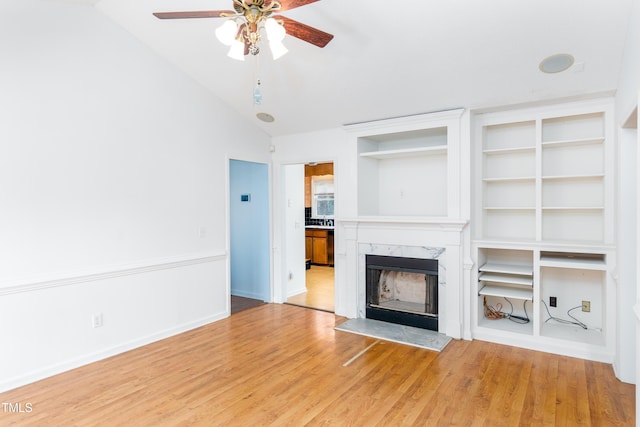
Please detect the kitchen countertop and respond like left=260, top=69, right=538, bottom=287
left=305, top=225, right=335, bottom=230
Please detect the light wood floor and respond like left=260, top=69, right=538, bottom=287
left=286, top=265, right=334, bottom=312
left=0, top=304, right=634, bottom=426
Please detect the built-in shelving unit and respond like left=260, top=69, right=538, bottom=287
left=473, top=243, right=613, bottom=358
left=480, top=120, right=537, bottom=240
left=541, top=112, right=607, bottom=243
left=476, top=104, right=613, bottom=245
left=477, top=248, right=534, bottom=335
left=539, top=250, right=606, bottom=346
left=346, top=109, right=464, bottom=218
left=472, top=100, right=615, bottom=362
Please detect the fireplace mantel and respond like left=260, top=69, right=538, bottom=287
left=338, top=217, right=469, bottom=339
left=341, top=217, right=467, bottom=228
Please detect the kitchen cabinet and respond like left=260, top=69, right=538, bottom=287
left=304, top=176, right=312, bottom=208
left=305, top=235, right=313, bottom=261
left=312, top=235, right=328, bottom=265
left=305, top=228, right=334, bottom=265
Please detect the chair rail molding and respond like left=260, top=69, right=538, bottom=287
left=0, top=252, right=227, bottom=296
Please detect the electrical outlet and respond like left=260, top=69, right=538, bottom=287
left=92, top=313, right=103, bottom=328
left=550, top=296, right=557, bottom=307
left=582, top=301, right=591, bottom=312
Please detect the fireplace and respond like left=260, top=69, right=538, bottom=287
left=365, top=254, right=439, bottom=331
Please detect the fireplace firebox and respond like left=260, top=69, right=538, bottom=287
left=365, top=254, right=438, bottom=331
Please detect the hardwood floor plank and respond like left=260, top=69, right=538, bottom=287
left=310, top=344, right=421, bottom=425
left=519, top=350, right=559, bottom=426
left=231, top=295, right=265, bottom=314
left=0, top=304, right=634, bottom=426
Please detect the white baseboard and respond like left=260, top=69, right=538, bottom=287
left=472, top=328, right=614, bottom=364
left=231, top=290, right=267, bottom=301
left=0, top=310, right=228, bottom=393
left=287, top=286, right=307, bottom=298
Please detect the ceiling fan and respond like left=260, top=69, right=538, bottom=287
left=153, top=0, right=334, bottom=60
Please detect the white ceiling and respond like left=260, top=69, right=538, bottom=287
left=95, top=0, right=633, bottom=136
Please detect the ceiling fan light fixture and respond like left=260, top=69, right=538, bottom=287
left=228, top=39, right=245, bottom=61
left=153, top=1, right=334, bottom=61
left=269, top=40, right=288, bottom=60
left=265, top=18, right=286, bottom=42
left=215, top=20, right=238, bottom=46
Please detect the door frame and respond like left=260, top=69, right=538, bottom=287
left=274, top=158, right=338, bottom=311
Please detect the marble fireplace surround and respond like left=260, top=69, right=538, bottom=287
left=341, top=218, right=468, bottom=339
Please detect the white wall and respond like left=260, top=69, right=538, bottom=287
left=617, top=128, right=637, bottom=384
left=375, top=154, right=448, bottom=216
left=614, top=0, right=640, bottom=388
left=0, top=1, right=270, bottom=392
left=616, top=0, right=640, bottom=122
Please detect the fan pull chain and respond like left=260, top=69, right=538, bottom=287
left=253, top=54, right=262, bottom=105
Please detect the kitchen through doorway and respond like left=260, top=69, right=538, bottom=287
left=285, top=162, right=335, bottom=312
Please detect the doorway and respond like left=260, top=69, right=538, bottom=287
left=284, top=162, right=335, bottom=312
left=229, top=159, right=270, bottom=314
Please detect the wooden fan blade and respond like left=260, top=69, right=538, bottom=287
left=238, top=23, right=250, bottom=56
left=279, top=15, right=333, bottom=48
left=153, top=10, right=234, bottom=19
left=270, top=0, right=320, bottom=12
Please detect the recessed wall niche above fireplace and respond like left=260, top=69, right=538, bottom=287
left=366, top=255, right=439, bottom=331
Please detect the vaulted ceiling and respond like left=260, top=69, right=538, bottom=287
left=95, top=0, right=633, bottom=136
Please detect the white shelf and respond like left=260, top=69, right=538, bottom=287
left=541, top=137, right=604, bottom=148
left=479, top=262, right=533, bottom=276
left=484, top=207, right=535, bottom=211
left=482, top=176, right=536, bottom=183
left=542, top=206, right=604, bottom=211
left=477, top=316, right=534, bottom=335
left=359, top=145, right=447, bottom=159
left=542, top=173, right=604, bottom=181
left=479, top=284, right=533, bottom=300
left=539, top=255, right=606, bottom=271
left=541, top=323, right=605, bottom=346
left=483, top=146, right=536, bottom=155
left=479, top=272, right=533, bottom=286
